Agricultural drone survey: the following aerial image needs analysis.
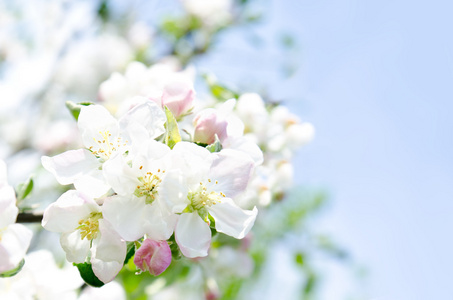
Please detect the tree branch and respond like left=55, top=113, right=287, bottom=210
left=16, top=212, right=43, bottom=223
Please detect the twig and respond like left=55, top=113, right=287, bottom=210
left=16, top=212, right=43, bottom=223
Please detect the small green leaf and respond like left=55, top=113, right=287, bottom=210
left=295, top=253, right=304, bottom=266
left=16, top=177, right=33, bottom=201
left=74, top=262, right=105, bottom=287
left=206, top=135, right=222, bottom=153
left=0, top=259, right=25, bottom=277
left=164, top=106, right=181, bottom=149
left=66, top=101, right=94, bottom=121
left=124, top=242, right=136, bottom=265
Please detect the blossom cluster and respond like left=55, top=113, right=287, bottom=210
left=41, top=90, right=260, bottom=283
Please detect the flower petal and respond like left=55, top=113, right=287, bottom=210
left=42, top=190, right=100, bottom=233
left=60, top=230, right=91, bottom=264
left=158, top=169, right=189, bottom=214
left=208, top=197, right=257, bottom=239
left=78, top=105, right=119, bottom=150
left=175, top=212, right=211, bottom=258
left=0, top=223, right=32, bottom=273
left=0, top=185, right=18, bottom=228
left=102, top=195, right=147, bottom=241
left=41, top=149, right=99, bottom=185
left=142, top=204, right=177, bottom=241
left=119, top=99, right=166, bottom=144
left=91, top=219, right=126, bottom=284
left=208, top=149, right=254, bottom=198
left=73, top=169, right=111, bottom=199
left=171, top=142, right=212, bottom=183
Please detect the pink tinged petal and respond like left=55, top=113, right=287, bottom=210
left=91, top=219, right=126, bottom=284
left=161, top=80, right=194, bottom=118
left=208, top=149, right=254, bottom=198
left=208, top=197, right=257, bottom=239
left=119, top=100, right=166, bottom=143
left=0, top=185, right=18, bottom=228
left=142, top=204, right=178, bottom=241
left=41, top=149, right=99, bottom=185
left=78, top=105, right=120, bottom=150
left=158, top=170, right=189, bottom=214
left=193, top=108, right=228, bottom=144
left=134, top=239, right=172, bottom=276
left=0, top=224, right=32, bottom=273
left=60, top=230, right=91, bottom=263
left=73, top=169, right=111, bottom=199
left=175, top=212, right=211, bottom=258
left=42, top=190, right=100, bottom=233
left=102, top=195, right=147, bottom=241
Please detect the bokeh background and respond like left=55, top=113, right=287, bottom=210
left=192, top=0, right=453, bottom=299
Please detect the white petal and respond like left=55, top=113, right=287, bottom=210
left=171, top=142, right=212, bottom=183
left=208, top=197, right=257, bottom=239
left=42, top=190, right=100, bottom=233
left=208, top=149, right=254, bottom=198
left=0, top=224, right=32, bottom=273
left=142, top=204, right=177, bottom=240
left=60, top=230, right=91, bottom=263
left=102, top=154, right=138, bottom=196
left=91, top=219, right=126, bottom=283
left=0, top=185, right=18, bottom=228
left=73, top=169, right=111, bottom=198
left=41, top=149, right=99, bottom=185
left=78, top=105, right=119, bottom=150
left=119, top=99, right=166, bottom=144
left=102, top=195, right=147, bottom=241
left=159, top=170, right=189, bottom=214
left=223, top=136, right=263, bottom=166
left=175, top=212, right=211, bottom=258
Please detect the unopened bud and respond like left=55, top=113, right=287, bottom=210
left=134, top=239, right=172, bottom=276
left=193, top=109, right=228, bottom=144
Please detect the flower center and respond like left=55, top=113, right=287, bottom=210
left=134, top=168, right=165, bottom=204
left=89, top=130, right=128, bottom=161
left=188, top=179, right=225, bottom=211
left=77, top=212, right=102, bottom=241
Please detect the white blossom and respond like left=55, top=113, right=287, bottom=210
left=42, top=190, right=126, bottom=284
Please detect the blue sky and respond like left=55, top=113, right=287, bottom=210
left=198, top=0, right=453, bottom=298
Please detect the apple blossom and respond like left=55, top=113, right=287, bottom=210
left=160, top=142, right=258, bottom=258
left=102, top=139, right=177, bottom=242
left=0, top=160, right=32, bottom=275
left=41, top=190, right=126, bottom=284
left=41, top=101, right=166, bottom=198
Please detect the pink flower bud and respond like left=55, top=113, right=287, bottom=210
left=133, top=239, right=172, bottom=276
left=193, top=108, right=228, bottom=144
left=161, top=80, right=194, bottom=118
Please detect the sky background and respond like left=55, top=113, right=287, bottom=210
left=196, top=0, right=453, bottom=299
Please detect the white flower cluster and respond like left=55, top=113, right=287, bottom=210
left=41, top=93, right=259, bottom=283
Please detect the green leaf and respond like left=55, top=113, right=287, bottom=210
left=124, top=242, right=136, bottom=265
left=202, top=74, right=239, bottom=101
left=0, top=259, right=25, bottom=277
left=206, top=135, right=222, bottom=153
left=16, top=177, right=33, bottom=201
left=66, top=101, right=94, bottom=121
left=73, top=262, right=105, bottom=287
left=295, top=253, right=304, bottom=266
left=164, top=106, right=181, bottom=149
